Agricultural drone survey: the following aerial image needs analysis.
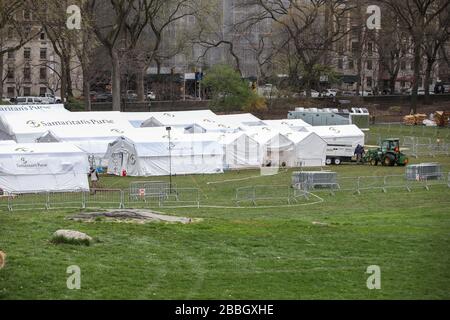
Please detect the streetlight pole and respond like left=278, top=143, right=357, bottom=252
left=166, top=126, right=172, bottom=193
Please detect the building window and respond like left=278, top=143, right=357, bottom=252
left=7, top=50, right=15, bottom=60
left=39, top=67, right=47, bottom=80
left=351, top=42, right=359, bottom=54
left=24, top=66, right=31, bottom=81
left=40, top=32, right=46, bottom=40
left=368, top=42, right=373, bottom=56
left=348, top=59, right=354, bottom=69
left=6, top=65, right=14, bottom=80
left=400, top=60, right=406, bottom=70
left=367, top=77, right=372, bottom=87
left=40, top=48, right=47, bottom=60
left=39, top=87, right=47, bottom=95
left=7, top=87, right=15, bottom=98
left=23, top=9, right=31, bottom=20
left=23, top=87, right=31, bottom=96
left=400, top=81, right=406, bottom=87
left=367, top=60, right=373, bottom=70
left=338, top=58, right=343, bottom=69
left=7, top=27, right=14, bottom=39
left=24, top=47, right=31, bottom=60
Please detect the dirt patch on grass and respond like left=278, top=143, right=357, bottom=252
left=69, top=209, right=198, bottom=224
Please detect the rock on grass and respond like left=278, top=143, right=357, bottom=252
left=51, top=230, right=93, bottom=246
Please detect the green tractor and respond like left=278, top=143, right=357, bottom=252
left=363, top=138, right=409, bottom=166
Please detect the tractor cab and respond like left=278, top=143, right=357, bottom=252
left=381, top=138, right=400, bottom=153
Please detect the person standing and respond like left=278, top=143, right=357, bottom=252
left=89, top=167, right=99, bottom=192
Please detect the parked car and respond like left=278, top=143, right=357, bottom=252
left=125, top=90, right=138, bottom=101
left=352, top=90, right=373, bottom=96
left=321, top=89, right=338, bottom=97
left=39, top=93, right=56, bottom=104
left=146, top=91, right=156, bottom=100
left=94, top=92, right=113, bottom=102
left=406, top=87, right=435, bottom=95
left=15, top=96, right=43, bottom=104
left=298, top=89, right=320, bottom=98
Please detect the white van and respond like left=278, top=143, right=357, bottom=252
left=15, top=96, right=43, bottom=104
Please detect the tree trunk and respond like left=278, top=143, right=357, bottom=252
left=0, top=53, right=3, bottom=99
left=423, top=60, right=433, bottom=105
left=83, top=64, right=91, bottom=111
left=411, top=42, right=421, bottom=114
left=389, top=76, right=396, bottom=94
left=60, top=56, right=67, bottom=103
left=111, top=49, right=121, bottom=111
left=136, top=68, right=145, bottom=102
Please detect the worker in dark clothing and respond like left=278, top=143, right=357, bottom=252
left=354, top=144, right=365, bottom=164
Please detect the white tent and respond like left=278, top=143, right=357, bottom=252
left=104, top=128, right=224, bottom=176
left=302, top=125, right=365, bottom=148
left=121, top=112, right=160, bottom=128
left=244, top=127, right=296, bottom=167
left=0, top=104, right=68, bottom=114
left=36, top=126, right=131, bottom=167
left=218, top=132, right=260, bottom=169
left=215, top=113, right=266, bottom=127
left=244, top=126, right=326, bottom=167
left=140, top=110, right=218, bottom=129
left=263, top=119, right=311, bottom=130
left=0, top=143, right=89, bottom=193
left=0, top=111, right=134, bottom=143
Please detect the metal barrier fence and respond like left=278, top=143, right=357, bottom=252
left=235, top=185, right=302, bottom=206
left=369, top=124, right=450, bottom=138
left=2, top=186, right=200, bottom=211
left=1, top=173, right=449, bottom=211
left=364, top=132, right=450, bottom=158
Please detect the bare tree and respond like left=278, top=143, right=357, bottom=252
left=380, top=0, right=450, bottom=113
left=245, top=0, right=354, bottom=97
left=88, top=0, right=133, bottom=111
left=0, top=0, right=40, bottom=98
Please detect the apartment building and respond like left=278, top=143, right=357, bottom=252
left=1, top=7, right=82, bottom=99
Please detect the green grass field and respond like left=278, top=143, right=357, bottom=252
left=1, top=133, right=450, bottom=299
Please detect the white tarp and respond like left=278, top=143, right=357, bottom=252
left=0, top=111, right=134, bottom=143
left=0, top=143, right=89, bottom=193
left=121, top=112, right=160, bottom=128
left=0, top=104, right=68, bottom=114
left=105, top=128, right=224, bottom=176
left=216, top=113, right=266, bottom=127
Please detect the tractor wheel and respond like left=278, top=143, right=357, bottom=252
left=370, top=159, right=378, bottom=166
left=383, top=154, right=395, bottom=166
left=325, top=158, right=332, bottom=165
left=334, top=158, right=341, bottom=165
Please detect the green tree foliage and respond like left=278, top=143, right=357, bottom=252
left=202, top=65, right=266, bottom=112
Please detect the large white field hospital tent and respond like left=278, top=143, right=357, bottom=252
left=140, top=110, right=217, bottom=128
left=0, top=104, right=68, bottom=114
left=263, top=119, right=311, bottom=130
left=245, top=127, right=326, bottom=167
left=0, top=143, right=89, bottom=193
left=302, top=125, right=365, bottom=149
left=104, top=128, right=224, bottom=176
left=0, top=111, right=134, bottom=143
left=216, top=132, right=260, bottom=169
left=36, top=126, right=131, bottom=167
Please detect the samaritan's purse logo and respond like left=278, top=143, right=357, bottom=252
left=14, top=147, right=33, bottom=153
left=26, top=120, right=41, bottom=128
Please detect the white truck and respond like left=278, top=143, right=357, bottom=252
left=303, top=125, right=365, bottom=165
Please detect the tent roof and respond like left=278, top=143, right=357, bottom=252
left=263, top=119, right=311, bottom=129
left=244, top=126, right=294, bottom=144
left=0, top=104, right=68, bottom=114
left=0, top=142, right=85, bottom=155
left=216, top=113, right=265, bottom=126
left=140, top=110, right=218, bottom=127
left=304, top=125, right=364, bottom=138
left=0, top=111, right=134, bottom=136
